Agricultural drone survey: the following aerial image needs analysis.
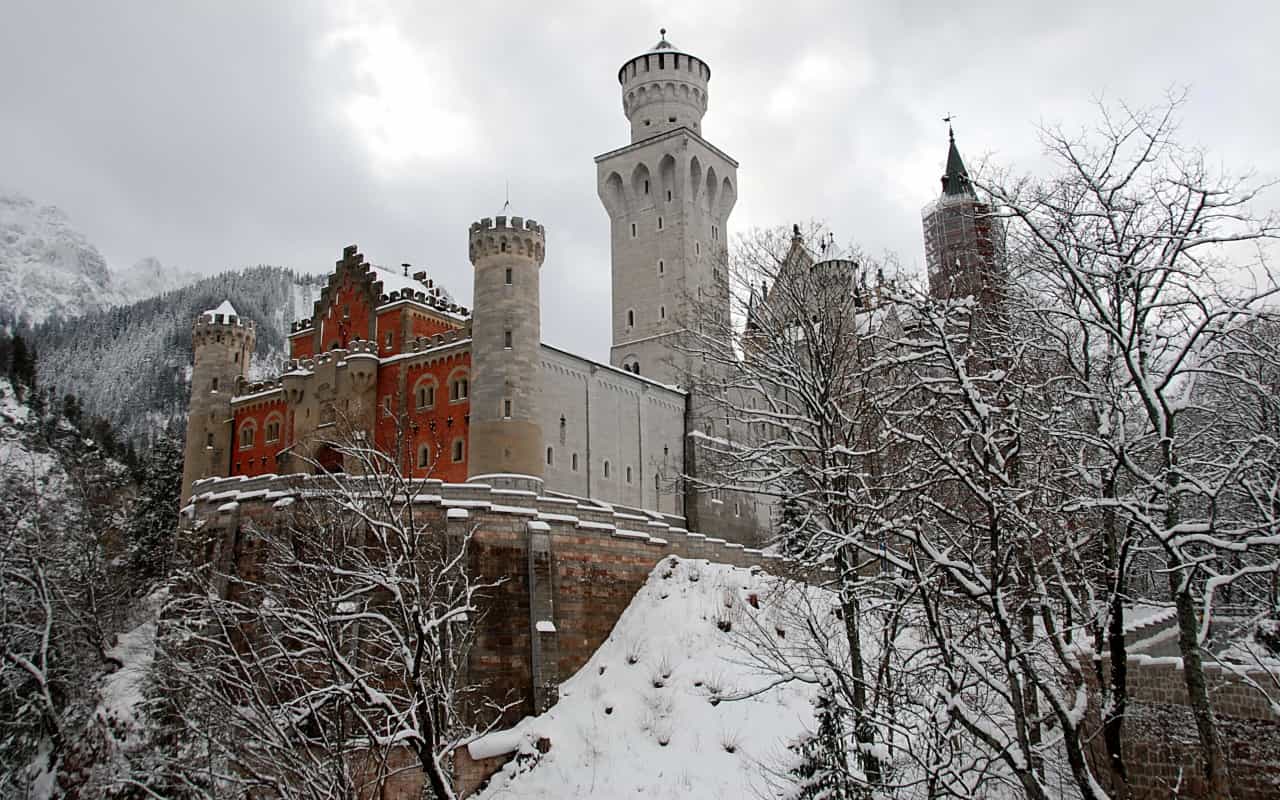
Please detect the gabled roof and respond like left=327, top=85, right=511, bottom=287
left=941, top=127, right=976, bottom=198
left=203, top=300, right=238, bottom=319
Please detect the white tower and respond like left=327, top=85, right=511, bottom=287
left=596, top=30, right=738, bottom=387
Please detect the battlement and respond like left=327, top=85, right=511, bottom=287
left=194, top=312, right=254, bottom=332
left=468, top=216, right=546, bottom=264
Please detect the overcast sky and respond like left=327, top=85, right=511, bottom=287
left=3, top=0, right=1276, bottom=360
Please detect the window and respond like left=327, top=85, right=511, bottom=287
left=666, top=190, right=672, bottom=202
left=603, top=460, right=611, bottom=479
left=206, top=433, right=214, bottom=447
left=265, top=419, right=281, bottom=442
left=416, top=382, right=436, bottom=409
left=668, top=116, right=676, bottom=123
left=660, top=305, right=666, bottom=320
left=233, top=351, right=239, bottom=363
left=384, top=331, right=393, bottom=348
left=500, top=240, right=508, bottom=253
left=239, top=424, right=255, bottom=449
left=452, top=438, right=465, bottom=462
left=504, top=267, right=513, bottom=285
left=418, top=445, right=431, bottom=469
left=210, top=377, right=218, bottom=391
left=626, top=309, right=635, bottom=328
left=546, top=446, right=554, bottom=466
left=571, top=452, right=579, bottom=471
left=657, top=216, right=663, bottom=230
left=450, top=375, right=469, bottom=401
left=712, top=225, right=719, bottom=240
left=630, top=223, right=637, bottom=238
left=626, top=466, right=633, bottom=483
left=695, top=242, right=701, bottom=255
left=503, top=398, right=512, bottom=419
left=643, top=179, right=649, bottom=195
left=658, top=259, right=664, bottom=275
left=504, top=329, right=513, bottom=349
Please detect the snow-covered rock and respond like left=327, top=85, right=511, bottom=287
left=476, top=557, right=823, bottom=799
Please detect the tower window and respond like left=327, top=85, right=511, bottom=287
left=712, top=226, right=718, bottom=240
left=626, top=309, right=635, bottom=328
left=206, top=433, right=214, bottom=447
left=630, top=223, right=637, bottom=238
left=546, top=446, right=553, bottom=466
left=603, top=460, right=610, bottom=479
left=668, top=116, right=676, bottom=123
left=452, top=438, right=465, bottom=462
left=503, top=398, right=512, bottom=419
left=643, top=179, right=649, bottom=195
left=504, top=329, right=513, bottom=349
left=500, top=241, right=508, bottom=252
left=658, top=259, right=664, bottom=275
left=505, top=267, right=513, bottom=285
left=696, top=242, right=701, bottom=255
left=666, top=190, right=672, bottom=202
left=210, top=377, right=218, bottom=391
left=234, top=351, right=239, bottom=363
left=660, top=305, right=666, bottom=320
left=657, top=216, right=663, bottom=230
left=626, top=466, right=633, bottom=483
left=571, top=452, right=579, bottom=471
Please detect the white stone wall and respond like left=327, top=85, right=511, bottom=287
left=537, top=344, right=686, bottom=516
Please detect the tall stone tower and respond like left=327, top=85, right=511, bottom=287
left=596, top=31, right=738, bottom=387
left=181, top=301, right=254, bottom=503
left=467, top=216, right=546, bottom=483
left=922, top=127, right=1005, bottom=307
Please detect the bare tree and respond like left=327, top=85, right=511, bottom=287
left=157, top=420, right=508, bottom=799
left=981, top=93, right=1280, bottom=796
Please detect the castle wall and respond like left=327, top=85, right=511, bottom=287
left=230, top=392, right=286, bottom=477
left=537, top=344, right=686, bottom=517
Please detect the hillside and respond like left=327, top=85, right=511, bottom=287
left=33, top=266, right=322, bottom=444
left=474, top=557, right=826, bottom=799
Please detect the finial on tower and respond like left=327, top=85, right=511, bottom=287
left=943, top=112, right=956, bottom=142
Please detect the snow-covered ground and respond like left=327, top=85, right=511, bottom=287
left=475, top=557, right=824, bottom=800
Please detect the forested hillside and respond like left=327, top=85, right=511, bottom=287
left=33, top=266, right=322, bottom=444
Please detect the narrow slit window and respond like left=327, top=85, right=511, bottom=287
left=503, top=398, right=512, bottom=419
left=504, top=329, right=513, bottom=349
left=504, top=267, right=513, bottom=285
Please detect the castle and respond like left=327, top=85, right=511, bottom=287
left=181, top=31, right=770, bottom=544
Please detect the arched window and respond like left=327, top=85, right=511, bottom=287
left=626, top=309, right=635, bottom=328
left=239, top=422, right=256, bottom=449
left=264, top=413, right=283, bottom=443
left=415, top=377, right=437, bottom=410
left=448, top=369, right=470, bottom=402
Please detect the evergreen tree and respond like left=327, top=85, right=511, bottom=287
left=790, top=677, right=861, bottom=799
left=125, top=435, right=182, bottom=591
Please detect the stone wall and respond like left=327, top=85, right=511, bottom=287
left=1085, top=652, right=1280, bottom=799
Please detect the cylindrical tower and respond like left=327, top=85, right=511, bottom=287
left=467, top=215, right=545, bottom=483
left=181, top=302, right=255, bottom=503
left=618, top=30, right=710, bottom=142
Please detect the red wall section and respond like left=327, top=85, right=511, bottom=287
left=410, top=311, right=459, bottom=340
left=290, top=333, right=315, bottom=360
left=403, top=352, right=470, bottom=483
left=374, top=361, right=402, bottom=460
left=376, top=309, right=403, bottom=356
left=319, top=281, right=372, bottom=351
left=231, top=398, right=287, bottom=477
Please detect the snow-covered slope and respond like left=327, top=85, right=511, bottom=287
left=0, top=193, right=128, bottom=326
left=475, top=557, right=825, bottom=800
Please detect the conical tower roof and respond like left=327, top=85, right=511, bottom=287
left=941, top=127, right=976, bottom=198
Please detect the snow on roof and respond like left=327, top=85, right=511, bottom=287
left=203, top=300, right=238, bottom=319
left=369, top=264, right=454, bottom=305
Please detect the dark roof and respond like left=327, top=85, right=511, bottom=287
left=941, top=128, right=976, bottom=198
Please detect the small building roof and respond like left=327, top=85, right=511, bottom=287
left=203, top=300, right=238, bottom=319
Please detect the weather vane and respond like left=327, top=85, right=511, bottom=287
left=503, top=180, right=510, bottom=214
left=943, top=112, right=956, bottom=140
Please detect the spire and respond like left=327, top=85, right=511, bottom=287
left=941, top=122, right=976, bottom=198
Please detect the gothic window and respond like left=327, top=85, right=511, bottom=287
left=239, top=423, right=256, bottom=449
left=265, top=416, right=282, bottom=443
left=449, top=371, right=469, bottom=402
left=416, top=379, right=437, bottom=410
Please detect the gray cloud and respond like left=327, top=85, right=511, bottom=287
left=3, top=0, right=1276, bottom=360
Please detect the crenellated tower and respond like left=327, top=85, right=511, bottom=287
left=467, top=215, right=546, bottom=484
left=596, top=31, right=737, bottom=387
left=181, top=302, right=254, bottom=502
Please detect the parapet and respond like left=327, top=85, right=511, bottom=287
left=193, top=310, right=256, bottom=349
left=468, top=216, right=546, bottom=265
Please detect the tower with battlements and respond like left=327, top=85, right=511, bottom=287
left=467, top=216, right=546, bottom=484
left=181, top=302, right=254, bottom=503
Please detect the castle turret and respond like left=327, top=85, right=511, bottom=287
left=467, top=216, right=545, bottom=484
left=181, top=301, right=255, bottom=503
left=922, top=126, right=1005, bottom=306
left=597, top=31, right=737, bottom=387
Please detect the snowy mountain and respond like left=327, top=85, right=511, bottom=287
left=0, top=193, right=129, bottom=326
left=34, top=266, right=323, bottom=444
left=114, top=256, right=202, bottom=303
